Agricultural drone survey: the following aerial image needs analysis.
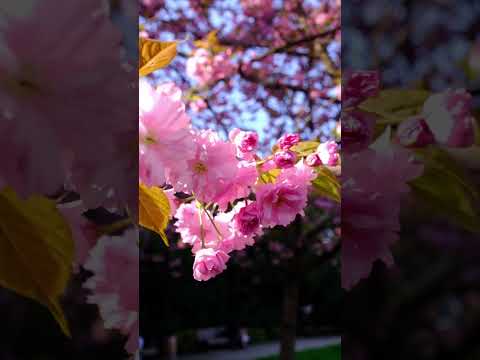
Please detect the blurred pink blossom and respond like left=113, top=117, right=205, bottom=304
left=189, top=98, right=207, bottom=113
left=343, top=71, right=380, bottom=108
left=342, top=110, right=376, bottom=153
left=395, top=116, right=435, bottom=148
left=241, top=0, right=274, bottom=18
left=83, top=229, right=139, bottom=354
left=423, top=89, right=475, bottom=147
left=186, top=48, right=236, bottom=87
left=342, top=147, right=423, bottom=289
left=317, top=141, right=339, bottom=166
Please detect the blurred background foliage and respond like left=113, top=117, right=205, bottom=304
left=343, top=1, right=480, bottom=359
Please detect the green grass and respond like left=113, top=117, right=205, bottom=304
left=256, top=344, right=341, bottom=360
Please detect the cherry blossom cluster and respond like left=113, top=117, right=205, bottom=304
left=143, top=0, right=340, bottom=142
left=342, top=70, right=476, bottom=289
left=237, top=0, right=340, bottom=41
left=396, top=89, right=475, bottom=148
left=186, top=48, right=237, bottom=87
left=0, top=0, right=137, bottom=213
left=240, top=0, right=275, bottom=18
left=0, top=0, right=139, bottom=357
left=59, top=204, right=139, bottom=356
left=343, top=71, right=476, bottom=154
left=139, top=80, right=339, bottom=281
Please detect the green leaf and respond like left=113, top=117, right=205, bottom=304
left=290, top=141, right=320, bottom=156
left=358, top=89, right=431, bottom=124
left=312, top=167, right=341, bottom=203
left=410, top=147, right=480, bottom=233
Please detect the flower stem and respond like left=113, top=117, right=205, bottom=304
left=202, top=205, right=223, bottom=241
left=197, top=204, right=206, bottom=248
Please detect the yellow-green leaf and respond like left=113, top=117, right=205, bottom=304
left=258, top=169, right=281, bottom=184
left=410, top=147, right=480, bottom=233
left=291, top=141, right=320, bottom=156
left=139, top=38, right=177, bottom=77
left=359, top=89, right=431, bottom=124
left=313, top=167, right=341, bottom=203
left=193, top=30, right=227, bottom=54
left=139, top=183, right=171, bottom=245
left=0, top=188, right=74, bottom=337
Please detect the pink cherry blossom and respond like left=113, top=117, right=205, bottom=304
left=311, top=9, right=331, bottom=27
left=164, top=188, right=180, bottom=218
left=0, top=117, right=65, bottom=198
left=215, top=209, right=257, bottom=252
left=241, top=0, right=274, bottom=18
left=140, top=0, right=164, bottom=17
left=183, top=130, right=254, bottom=207
left=256, top=162, right=316, bottom=228
left=259, top=159, right=277, bottom=173
left=276, top=159, right=317, bottom=185
left=210, top=161, right=258, bottom=210
left=124, top=318, right=139, bottom=356
left=186, top=48, right=236, bottom=87
left=422, top=89, right=475, bottom=147
left=306, top=153, right=322, bottom=167
left=342, top=110, right=376, bottom=153
left=278, top=133, right=300, bottom=150
left=234, top=202, right=262, bottom=236
left=256, top=181, right=308, bottom=227
left=395, top=116, right=435, bottom=148
left=193, top=248, right=230, bottom=281
left=175, top=202, right=223, bottom=253
left=139, top=80, right=195, bottom=189
left=274, top=150, right=297, bottom=169
left=175, top=200, right=257, bottom=255
left=317, top=141, right=339, bottom=166
left=190, top=98, right=207, bottom=113
left=342, top=147, right=423, bottom=289
left=229, top=128, right=259, bottom=159
left=0, top=0, right=135, bottom=205
left=83, top=229, right=139, bottom=352
left=343, top=70, right=380, bottom=108
left=57, top=201, right=98, bottom=268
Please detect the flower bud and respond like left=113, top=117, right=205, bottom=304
left=317, top=141, right=339, bottom=166
left=395, top=116, right=435, bottom=148
left=342, top=110, right=375, bottom=153
left=278, top=133, right=300, bottom=150
left=274, top=150, right=297, bottom=168
left=305, top=153, right=322, bottom=167
left=229, top=128, right=259, bottom=158
left=423, top=89, right=475, bottom=148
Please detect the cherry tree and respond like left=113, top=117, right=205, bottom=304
left=140, top=0, right=340, bottom=143
left=139, top=1, right=341, bottom=359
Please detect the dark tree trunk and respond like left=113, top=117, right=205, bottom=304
left=160, top=335, right=177, bottom=360
left=279, top=278, right=299, bottom=360
left=279, top=217, right=304, bottom=360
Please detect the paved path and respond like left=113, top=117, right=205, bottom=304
left=176, top=336, right=341, bottom=360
